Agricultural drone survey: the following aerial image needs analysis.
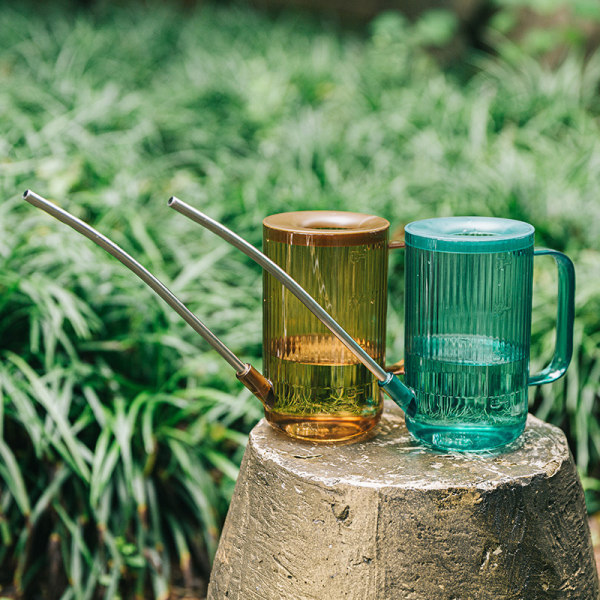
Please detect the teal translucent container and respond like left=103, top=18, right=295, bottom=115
left=404, top=217, right=575, bottom=451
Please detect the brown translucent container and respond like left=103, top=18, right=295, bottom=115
left=263, top=211, right=390, bottom=442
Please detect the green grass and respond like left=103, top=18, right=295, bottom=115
left=1, top=0, right=599, bottom=596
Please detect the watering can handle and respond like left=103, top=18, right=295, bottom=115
left=528, top=249, right=575, bottom=386
left=384, top=237, right=406, bottom=374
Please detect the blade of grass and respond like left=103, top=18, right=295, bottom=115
left=5, top=353, right=91, bottom=482
left=90, top=429, right=120, bottom=511
left=52, top=503, right=94, bottom=568
left=0, top=439, right=31, bottom=518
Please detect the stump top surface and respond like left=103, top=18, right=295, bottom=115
left=251, top=402, right=570, bottom=491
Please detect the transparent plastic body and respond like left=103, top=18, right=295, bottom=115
left=404, top=217, right=575, bottom=451
left=263, top=212, right=389, bottom=442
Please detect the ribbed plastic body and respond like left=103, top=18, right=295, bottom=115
left=263, top=214, right=388, bottom=442
left=404, top=218, right=535, bottom=451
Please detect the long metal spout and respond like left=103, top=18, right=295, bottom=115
left=168, top=196, right=417, bottom=418
left=22, top=190, right=276, bottom=409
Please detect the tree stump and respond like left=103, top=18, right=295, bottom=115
left=208, top=402, right=599, bottom=600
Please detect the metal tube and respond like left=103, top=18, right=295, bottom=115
left=168, top=196, right=418, bottom=418
left=23, top=190, right=246, bottom=373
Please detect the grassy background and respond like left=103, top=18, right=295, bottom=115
left=1, top=0, right=599, bottom=597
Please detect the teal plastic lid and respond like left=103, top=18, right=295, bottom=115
left=404, top=217, right=534, bottom=253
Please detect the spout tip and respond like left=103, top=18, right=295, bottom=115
left=22, top=189, right=31, bottom=199
left=236, top=364, right=277, bottom=410
left=167, top=196, right=177, bottom=207
left=379, top=373, right=417, bottom=419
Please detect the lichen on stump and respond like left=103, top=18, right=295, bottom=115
left=208, top=402, right=599, bottom=600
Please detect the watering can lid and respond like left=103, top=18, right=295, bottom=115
left=404, top=216, right=534, bottom=253
left=263, top=211, right=389, bottom=247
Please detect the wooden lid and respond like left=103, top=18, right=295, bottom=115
left=263, top=211, right=389, bottom=247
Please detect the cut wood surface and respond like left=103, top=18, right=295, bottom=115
left=209, top=401, right=599, bottom=599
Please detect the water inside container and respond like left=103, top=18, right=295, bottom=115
left=405, top=334, right=528, bottom=450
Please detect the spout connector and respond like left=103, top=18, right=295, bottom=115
left=379, top=373, right=417, bottom=419
left=237, top=364, right=276, bottom=410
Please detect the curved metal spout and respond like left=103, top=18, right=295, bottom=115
left=22, top=190, right=276, bottom=409
left=168, top=196, right=417, bottom=418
